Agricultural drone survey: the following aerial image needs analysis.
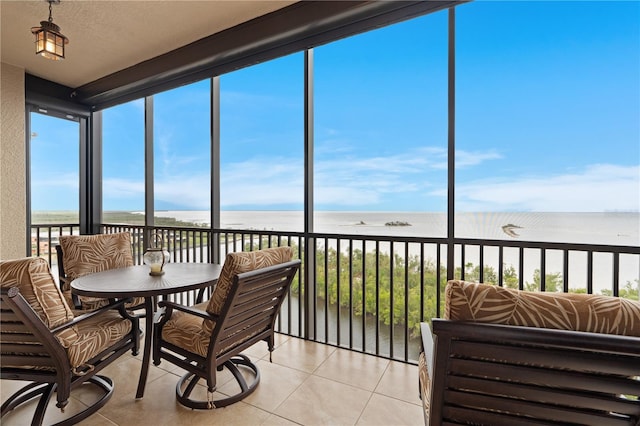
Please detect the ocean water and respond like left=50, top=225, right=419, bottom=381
left=153, top=210, right=639, bottom=246
left=151, top=210, right=640, bottom=292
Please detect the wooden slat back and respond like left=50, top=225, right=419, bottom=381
left=1, top=288, right=61, bottom=372
left=213, top=260, right=300, bottom=359
left=430, top=319, right=640, bottom=426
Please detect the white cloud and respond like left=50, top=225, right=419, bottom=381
left=448, top=164, right=640, bottom=212
left=155, top=175, right=211, bottom=209
left=32, top=173, right=78, bottom=190
left=122, top=146, right=504, bottom=209
left=103, top=148, right=637, bottom=213
left=455, top=150, right=503, bottom=168
left=104, top=175, right=211, bottom=209
left=103, top=178, right=144, bottom=198
left=219, top=159, right=302, bottom=207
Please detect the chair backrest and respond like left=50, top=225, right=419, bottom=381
left=209, top=258, right=301, bottom=361
left=58, top=232, right=134, bottom=311
left=58, top=232, right=134, bottom=289
left=0, top=257, right=78, bottom=368
left=203, top=246, right=294, bottom=336
left=0, top=257, right=74, bottom=328
left=1, top=287, right=71, bottom=374
left=445, top=280, right=640, bottom=336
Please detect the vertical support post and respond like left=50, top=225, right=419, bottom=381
left=144, top=96, right=154, bottom=250
left=80, top=113, right=99, bottom=235
left=25, top=108, right=33, bottom=256
left=446, top=7, right=456, bottom=281
left=211, top=76, right=221, bottom=264
left=90, top=112, right=102, bottom=234
left=304, top=49, right=316, bottom=340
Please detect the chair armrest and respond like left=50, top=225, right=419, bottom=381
left=421, top=322, right=434, bottom=379
left=158, top=300, right=219, bottom=321
left=50, top=297, right=132, bottom=333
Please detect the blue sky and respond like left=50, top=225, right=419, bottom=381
left=31, top=1, right=639, bottom=213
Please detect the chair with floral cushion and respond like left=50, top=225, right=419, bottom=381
left=419, top=280, right=640, bottom=426
left=1, top=257, right=140, bottom=425
left=152, top=246, right=300, bottom=409
left=56, top=232, right=144, bottom=312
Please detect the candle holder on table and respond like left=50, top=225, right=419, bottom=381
left=143, top=233, right=170, bottom=276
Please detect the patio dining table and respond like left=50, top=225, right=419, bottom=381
left=71, top=262, right=222, bottom=398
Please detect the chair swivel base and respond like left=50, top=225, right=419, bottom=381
left=175, top=354, right=260, bottom=409
left=1, top=375, right=114, bottom=426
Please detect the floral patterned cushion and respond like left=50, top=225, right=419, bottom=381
left=203, top=247, right=294, bottom=336
left=445, top=280, right=640, bottom=336
left=59, top=232, right=143, bottom=310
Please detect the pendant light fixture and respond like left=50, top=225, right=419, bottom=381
left=31, top=0, right=69, bottom=60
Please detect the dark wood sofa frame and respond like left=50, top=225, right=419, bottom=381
left=421, top=319, right=640, bottom=426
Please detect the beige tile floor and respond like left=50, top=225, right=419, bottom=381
left=1, top=333, right=424, bottom=426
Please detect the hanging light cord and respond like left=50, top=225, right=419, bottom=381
left=48, top=1, right=53, bottom=23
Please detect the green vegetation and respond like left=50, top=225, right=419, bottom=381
left=261, top=240, right=639, bottom=339
left=32, top=211, right=79, bottom=224
left=601, top=281, right=639, bottom=300
left=32, top=211, right=207, bottom=228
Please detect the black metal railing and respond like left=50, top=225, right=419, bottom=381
left=31, top=223, right=640, bottom=364
left=30, top=224, right=80, bottom=271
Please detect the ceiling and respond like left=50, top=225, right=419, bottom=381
left=0, top=0, right=297, bottom=89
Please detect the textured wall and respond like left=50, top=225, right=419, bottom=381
left=0, top=62, right=27, bottom=259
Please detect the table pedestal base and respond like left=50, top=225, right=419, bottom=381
left=135, top=297, right=155, bottom=399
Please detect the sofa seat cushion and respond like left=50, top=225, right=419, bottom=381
left=445, top=280, right=640, bottom=336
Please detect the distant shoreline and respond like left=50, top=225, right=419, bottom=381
left=32, top=210, right=639, bottom=246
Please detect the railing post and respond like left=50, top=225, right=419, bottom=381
left=303, top=49, right=315, bottom=341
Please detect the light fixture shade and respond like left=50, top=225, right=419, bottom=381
left=31, top=1, right=68, bottom=60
